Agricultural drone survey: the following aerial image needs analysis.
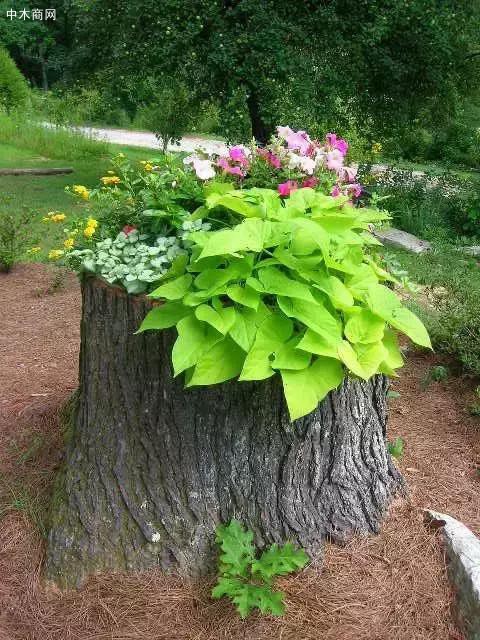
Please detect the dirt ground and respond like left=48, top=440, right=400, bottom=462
left=1, top=263, right=479, bottom=640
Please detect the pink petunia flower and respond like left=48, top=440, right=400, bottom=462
left=227, top=165, right=245, bottom=177
left=347, top=183, right=362, bottom=198
left=217, top=157, right=230, bottom=171
left=326, top=149, right=344, bottom=171
left=122, top=225, right=137, bottom=235
left=326, top=132, right=348, bottom=155
left=302, top=176, right=319, bottom=189
left=331, top=185, right=341, bottom=197
left=278, top=180, right=298, bottom=197
left=335, top=138, right=349, bottom=155
left=217, top=156, right=245, bottom=177
left=338, top=165, right=358, bottom=183
left=326, top=133, right=338, bottom=147
left=286, top=130, right=311, bottom=156
left=276, top=125, right=294, bottom=139
left=258, top=148, right=282, bottom=169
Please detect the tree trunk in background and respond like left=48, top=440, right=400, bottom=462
left=246, top=89, right=269, bottom=144
left=45, top=277, right=403, bottom=588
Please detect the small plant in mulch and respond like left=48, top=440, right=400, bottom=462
left=421, top=365, right=449, bottom=389
left=388, top=436, right=405, bottom=459
left=468, top=386, right=480, bottom=417
left=212, top=520, right=308, bottom=618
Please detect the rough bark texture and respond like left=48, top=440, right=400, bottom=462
left=46, top=277, right=403, bottom=588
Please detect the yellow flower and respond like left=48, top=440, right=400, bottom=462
left=43, top=212, right=66, bottom=223
left=27, top=246, right=41, bottom=254
left=64, top=238, right=75, bottom=250
left=86, top=217, right=99, bottom=229
left=48, top=249, right=64, bottom=260
left=140, top=160, right=147, bottom=165
left=144, top=163, right=153, bottom=172
left=84, top=225, right=96, bottom=238
left=101, top=176, right=121, bottom=186
left=73, top=185, right=90, bottom=200
left=371, top=142, right=383, bottom=154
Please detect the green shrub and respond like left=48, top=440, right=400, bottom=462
left=0, top=47, right=29, bottom=113
left=366, top=168, right=480, bottom=240
left=136, top=78, right=194, bottom=151
left=31, top=87, right=131, bottom=128
left=0, top=202, right=37, bottom=272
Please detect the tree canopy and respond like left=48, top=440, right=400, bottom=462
left=2, top=0, right=479, bottom=140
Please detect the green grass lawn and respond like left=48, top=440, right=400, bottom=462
left=380, top=244, right=480, bottom=376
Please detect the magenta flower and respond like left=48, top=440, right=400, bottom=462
left=326, top=133, right=338, bottom=147
left=278, top=180, right=298, bottom=197
left=217, top=157, right=230, bottom=171
left=258, top=148, right=282, bottom=169
left=268, top=152, right=282, bottom=169
left=228, top=165, right=244, bottom=177
left=335, top=138, right=349, bottom=155
left=229, top=145, right=249, bottom=167
left=347, top=183, right=362, bottom=198
left=302, top=176, right=319, bottom=189
left=331, top=185, right=341, bottom=197
left=217, top=156, right=245, bottom=177
left=326, top=132, right=348, bottom=156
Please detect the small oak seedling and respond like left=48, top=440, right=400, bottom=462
left=212, top=520, right=308, bottom=618
left=388, top=436, right=405, bottom=459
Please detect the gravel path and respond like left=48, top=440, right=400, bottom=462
left=74, top=125, right=395, bottom=174
left=75, top=125, right=229, bottom=155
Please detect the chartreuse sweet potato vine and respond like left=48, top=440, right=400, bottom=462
left=138, top=184, right=431, bottom=420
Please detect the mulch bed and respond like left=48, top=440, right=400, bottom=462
left=0, top=263, right=479, bottom=640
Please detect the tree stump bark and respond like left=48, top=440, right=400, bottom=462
left=46, top=276, right=403, bottom=588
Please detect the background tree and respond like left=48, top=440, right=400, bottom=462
left=0, top=47, right=29, bottom=111
left=63, top=0, right=479, bottom=142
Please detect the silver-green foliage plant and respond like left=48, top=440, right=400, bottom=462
left=212, top=520, right=308, bottom=618
left=70, top=228, right=190, bottom=294
left=138, top=184, right=431, bottom=420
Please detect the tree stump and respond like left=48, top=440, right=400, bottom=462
left=46, top=276, right=403, bottom=588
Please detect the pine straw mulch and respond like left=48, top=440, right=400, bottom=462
left=1, top=263, right=479, bottom=640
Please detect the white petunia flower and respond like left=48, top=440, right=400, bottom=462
left=192, top=158, right=216, bottom=180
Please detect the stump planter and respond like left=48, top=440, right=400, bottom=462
left=46, top=276, right=403, bottom=587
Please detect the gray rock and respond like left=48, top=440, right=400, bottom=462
left=372, top=227, right=431, bottom=254
left=462, top=246, right=480, bottom=257
left=425, top=510, right=480, bottom=640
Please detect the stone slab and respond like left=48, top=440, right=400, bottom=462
left=425, top=510, right=480, bottom=640
left=372, top=228, right=431, bottom=253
